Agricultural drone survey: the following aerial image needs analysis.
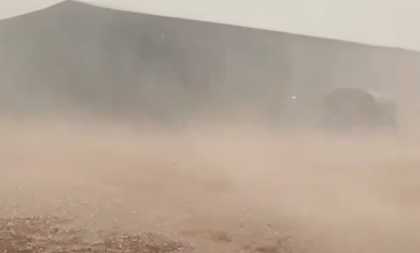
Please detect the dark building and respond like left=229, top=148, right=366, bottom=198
left=0, top=1, right=418, bottom=126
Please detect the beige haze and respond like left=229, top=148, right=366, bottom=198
left=0, top=0, right=419, bottom=50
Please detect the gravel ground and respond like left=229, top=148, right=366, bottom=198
left=0, top=119, right=419, bottom=253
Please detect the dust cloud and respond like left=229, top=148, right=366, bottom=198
left=0, top=2, right=420, bottom=252
left=0, top=116, right=420, bottom=252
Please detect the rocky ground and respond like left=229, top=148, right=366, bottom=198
left=0, top=119, right=419, bottom=253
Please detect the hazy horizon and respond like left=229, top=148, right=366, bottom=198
left=0, top=0, right=419, bottom=51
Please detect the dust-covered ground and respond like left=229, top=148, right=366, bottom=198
left=1, top=118, right=420, bottom=253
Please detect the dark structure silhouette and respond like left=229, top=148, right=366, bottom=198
left=323, top=88, right=398, bottom=133
left=0, top=1, right=418, bottom=126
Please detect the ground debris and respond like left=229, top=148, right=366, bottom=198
left=0, top=215, right=192, bottom=253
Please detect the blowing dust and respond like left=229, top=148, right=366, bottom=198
left=0, top=117, right=419, bottom=252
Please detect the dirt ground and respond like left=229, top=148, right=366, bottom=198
left=1, top=118, right=420, bottom=253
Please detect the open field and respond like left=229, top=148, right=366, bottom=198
left=0, top=119, right=419, bottom=252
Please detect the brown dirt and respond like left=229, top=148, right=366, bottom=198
left=0, top=118, right=419, bottom=253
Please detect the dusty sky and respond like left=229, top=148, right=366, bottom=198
left=0, top=0, right=419, bottom=50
